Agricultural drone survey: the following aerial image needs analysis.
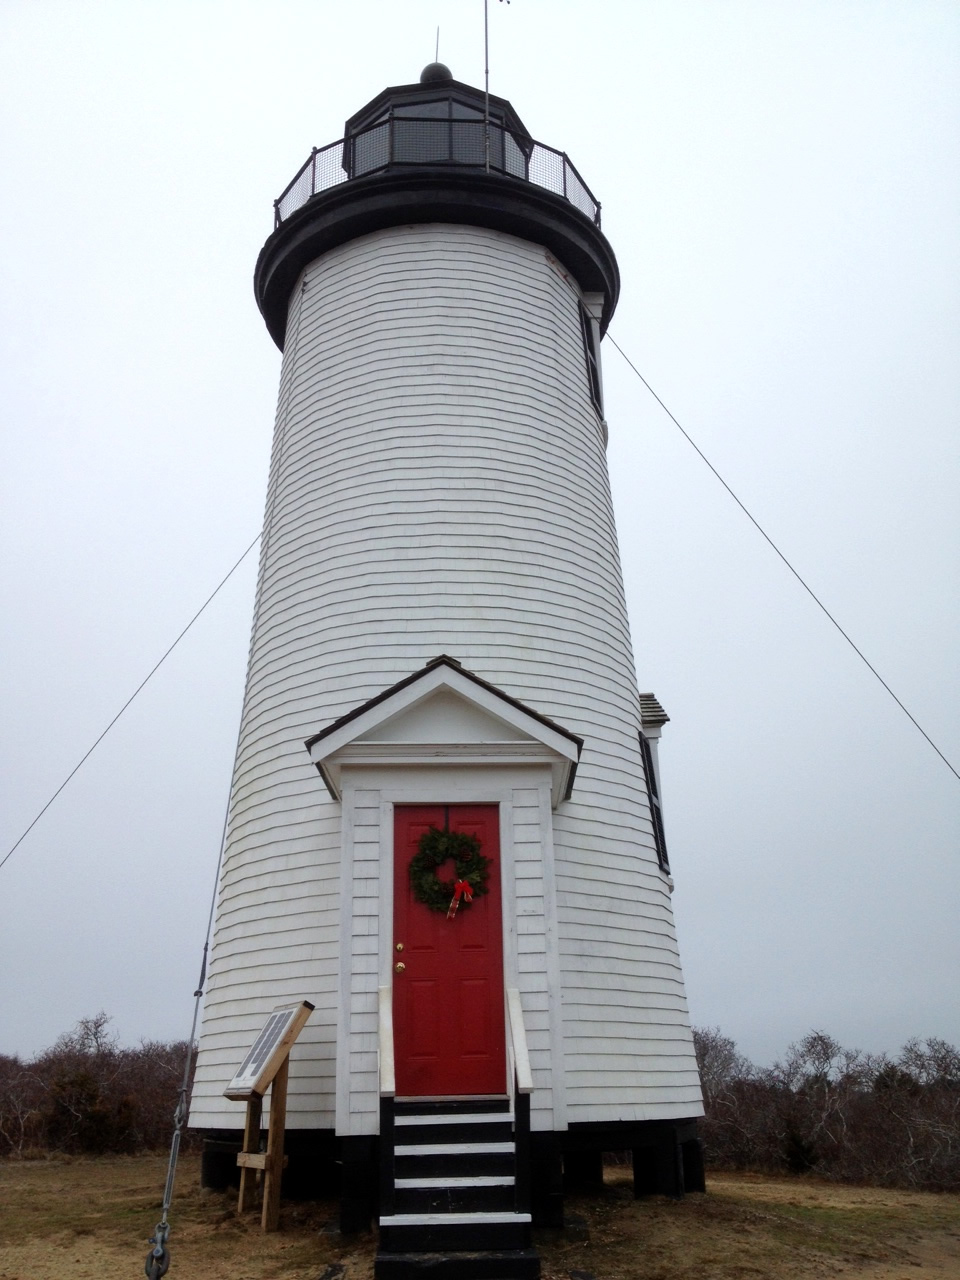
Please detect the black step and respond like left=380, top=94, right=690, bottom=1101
left=394, top=1181, right=516, bottom=1214
left=395, top=1150, right=515, bottom=1179
left=375, top=1247, right=540, bottom=1280
left=379, top=1216, right=531, bottom=1253
left=396, top=1118, right=514, bottom=1144
left=394, top=1098, right=510, bottom=1117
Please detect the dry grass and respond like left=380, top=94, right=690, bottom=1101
left=1, top=1155, right=959, bottom=1280
left=547, top=1168, right=960, bottom=1279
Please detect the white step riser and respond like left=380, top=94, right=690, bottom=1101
left=395, top=1142, right=514, bottom=1156
left=395, top=1176, right=515, bottom=1189
left=380, top=1213, right=531, bottom=1227
left=395, top=1113, right=512, bottom=1127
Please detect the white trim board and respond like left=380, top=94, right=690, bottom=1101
left=308, top=665, right=579, bottom=808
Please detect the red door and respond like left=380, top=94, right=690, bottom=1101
left=393, top=804, right=505, bottom=1096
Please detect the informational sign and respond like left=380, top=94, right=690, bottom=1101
left=223, top=1000, right=314, bottom=1100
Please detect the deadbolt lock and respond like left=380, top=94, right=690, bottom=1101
left=394, top=961, right=406, bottom=973
left=395, top=942, right=404, bottom=952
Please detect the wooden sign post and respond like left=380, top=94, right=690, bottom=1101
left=223, top=1000, right=313, bottom=1231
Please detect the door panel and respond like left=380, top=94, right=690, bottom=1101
left=393, top=804, right=505, bottom=1096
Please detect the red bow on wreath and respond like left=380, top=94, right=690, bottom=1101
left=447, top=879, right=474, bottom=919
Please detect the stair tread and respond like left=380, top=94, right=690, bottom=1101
left=380, top=1212, right=531, bottom=1225
left=374, top=1247, right=540, bottom=1279
left=395, top=1142, right=514, bottom=1155
left=376, top=1249, right=538, bottom=1258
left=396, top=1113, right=512, bottom=1126
left=394, top=1099, right=509, bottom=1115
left=395, top=1176, right=514, bottom=1188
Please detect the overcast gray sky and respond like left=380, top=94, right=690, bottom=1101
left=1, top=0, right=957, bottom=1067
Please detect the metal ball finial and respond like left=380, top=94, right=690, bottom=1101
left=420, top=62, right=453, bottom=85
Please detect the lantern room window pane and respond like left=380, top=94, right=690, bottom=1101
left=353, top=122, right=390, bottom=176
left=505, top=133, right=527, bottom=178
left=393, top=118, right=449, bottom=163
left=394, top=99, right=449, bottom=119
left=451, top=120, right=487, bottom=166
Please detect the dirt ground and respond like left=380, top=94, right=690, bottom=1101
left=1, top=1155, right=959, bottom=1280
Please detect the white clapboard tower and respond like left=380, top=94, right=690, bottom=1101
left=190, top=63, right=703, bottom=1271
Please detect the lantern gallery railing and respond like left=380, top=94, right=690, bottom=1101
left=273, top=117, right=601, bottom=227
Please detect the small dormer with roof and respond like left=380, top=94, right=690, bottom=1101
left=302, top=655, right=581, bottom=1152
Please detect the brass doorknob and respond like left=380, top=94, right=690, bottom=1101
left=394, top=961, right=406, bottom=973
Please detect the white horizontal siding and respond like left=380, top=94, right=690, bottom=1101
left=190, top=222, right=702, bottom=1132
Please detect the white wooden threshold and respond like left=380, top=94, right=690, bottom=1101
left=394, top=1112, right=509, bottom=1126
left=394, top=1176, right=515, bottom=1188
left=380, top=1212, right=532, bottom=1226
left=394, top=1142, right=515, bottom=1156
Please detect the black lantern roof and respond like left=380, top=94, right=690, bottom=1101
left=344, top=68, right=533, bottom=152
left=339, top=67, right=534, bottom=182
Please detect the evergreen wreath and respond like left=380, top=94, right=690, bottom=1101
left=409, top=826, right=491, bottom=913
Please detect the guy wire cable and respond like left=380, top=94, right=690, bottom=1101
left=607, top=331, right=959, bottom=784
left=1, top=533, right=262, bottom=872
left=143, top=715, right=238, bottom=1279
left=4, top=272, right=307, bottom=872
left=6, top=329, right=955, bottom=876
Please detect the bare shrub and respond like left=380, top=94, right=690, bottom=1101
left=0, top=1014, right=195, bottom=1158
left=0, top=1053, right=43, bottom=1156
left=693, top=1026, right=960, bottom=1191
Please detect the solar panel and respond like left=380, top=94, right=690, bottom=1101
left=223, top=1000, right=314, bottom=1100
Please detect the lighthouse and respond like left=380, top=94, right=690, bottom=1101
left=190, top=63, right=704, bottom=1270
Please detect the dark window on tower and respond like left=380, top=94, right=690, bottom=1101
left=578, top=300, right=603, bottom=415
left=639, top=733, right=670, bottom=873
